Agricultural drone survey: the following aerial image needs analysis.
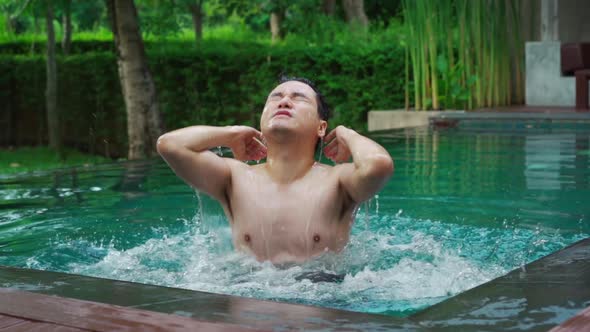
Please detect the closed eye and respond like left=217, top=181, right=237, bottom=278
left=268, top=91, right=312, bottom=102
left=269, top=92, right=283, bottom=100
left=292, top=92, right=311, bottom=102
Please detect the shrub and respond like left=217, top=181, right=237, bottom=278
left=0, top=40, right=404, bottom=157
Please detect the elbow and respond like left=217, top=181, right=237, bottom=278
left=156, top=133, right=175, bottom=156
left=363, top=154, right=394, bottom=180
left=375, top=154, right=394, bottom=179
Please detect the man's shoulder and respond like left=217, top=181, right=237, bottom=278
left=320, top=161, right=353, bottom=171
left=225, top=159, right=266, bottom=175
left=312, top=161, right=354, bottom=178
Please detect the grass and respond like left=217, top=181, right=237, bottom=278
left=0, top=147, right=112, bottom=175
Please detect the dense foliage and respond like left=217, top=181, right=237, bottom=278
left=1, top=40, right=405, bottom=157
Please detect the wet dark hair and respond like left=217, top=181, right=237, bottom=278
left=277, top=75, right=331, bottom=121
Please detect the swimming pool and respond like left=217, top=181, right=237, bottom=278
left=1, top=126, right=588, bottom=317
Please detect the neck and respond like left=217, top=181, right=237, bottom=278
left=264, top=138, right=317, bottom=183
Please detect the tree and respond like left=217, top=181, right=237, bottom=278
left=342, top=0, right=368, bottom=28
left=45, top=0, right=62, bottom=155
left=106, top=0, right=164, bottom=159
left=322, top=0, right=336, bottom=16
left=61, top=0, right=72, bottom=54
left=270, top=11, right=281, bottom=42
left=268, top=0, right=287, bottom=43
left=188, top=0, right=204, bottom=41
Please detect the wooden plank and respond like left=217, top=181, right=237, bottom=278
left=0, top=313, right=88, bottom=331
left=549, top=306, right=590, bottom=332
left=4, top=321, right=85, bottom=332
left=0, top=288, right=264, bottom=332
left=0, top=266, right=413, bottom=331
left=0, top=314, right=26, bottom=329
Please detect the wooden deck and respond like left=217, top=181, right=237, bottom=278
left=0, top=288, right=260, bottom=331
left=1, top=240, right=589, bottom=331
left=0, top=266, right=416, bottom=331
left=550, top=305, right=590, bottom=332
left=2, top=239, right=590, bottom=331
left=0, top=288, right=264, bottom=331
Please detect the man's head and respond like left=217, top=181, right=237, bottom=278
left=277, top=76, right=331, bottom=122
left=260, top=76, right=331, bottom=151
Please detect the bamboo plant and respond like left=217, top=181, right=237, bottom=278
left=402, top=0, right=524, bottom=111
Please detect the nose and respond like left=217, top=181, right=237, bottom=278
left=277, top=95, right=293, bottom=109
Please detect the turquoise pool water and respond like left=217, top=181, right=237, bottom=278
left=1, top=127, right=588, bottom=316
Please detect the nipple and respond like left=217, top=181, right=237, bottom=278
left=313, top=234, right=321, bottom=243
left=244, top=234, right=251, bottom=242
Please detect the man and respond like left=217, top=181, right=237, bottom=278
left=157, top=77, right=393, bottom=264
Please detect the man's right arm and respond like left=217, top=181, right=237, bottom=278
left=156, top=126, right=266, bottom=203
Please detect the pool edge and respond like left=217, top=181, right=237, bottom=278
left=409, top=237, right=590, bottom=331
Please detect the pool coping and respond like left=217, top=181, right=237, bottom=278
left=410, top=237, right=590, bottom=331
left=1, top=237, right=589, bottom=331
left=0, top=288, right=258, bottom=331
left=368, top=109, right=590, bottom=132
left=0, top=265, right=417, bottom=331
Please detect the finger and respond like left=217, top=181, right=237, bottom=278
left=323, top=139, right=338, bottom=153
left=251, top=147, right=266, bottom=161
left=246, top=138, right=265, bottom=151
left=256, top=151, right=267, bottom=160
left=340, top=151, right=352, bottom=162
left=332, top=152, right=346, bottom=163
left=246, top=141, right=261, bottom=153
left=324, top=144, right=337, bottom=159
left=246, top=140, right=258, bottom=150
left=324, top=129, right=336, bottom=142
left=336, top=152, right=348, bottom=163
left=246, top=135, right=264, bottom=149
left=323, top=146, right=334, bottom=158
left=252, top=130, right=264, bottom=142
left=251, top=146, right=266, bottom=158
left=249, top=141, right=267, bottom=154
left=252, top=136, right=266, bottom=148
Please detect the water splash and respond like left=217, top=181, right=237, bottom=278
left=54, top=210, right=585, bottom=316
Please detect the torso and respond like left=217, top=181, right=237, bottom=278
left=222, top=161, right=357, bottom=264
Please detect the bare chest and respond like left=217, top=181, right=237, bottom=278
left=224, top=167, right=354, bottom=263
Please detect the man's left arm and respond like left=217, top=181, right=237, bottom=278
left=323, top=125, right=394, bottom=204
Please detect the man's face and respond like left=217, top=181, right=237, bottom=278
left=260, top=81, right=326, bottom=138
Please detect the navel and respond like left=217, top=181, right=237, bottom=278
left=313, top=234, right=321, bottom=243
left=244, top=233, right=251, bottom=243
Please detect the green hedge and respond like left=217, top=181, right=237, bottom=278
left=0, top=40, right=115, bottom=55
left=0, top=41, right=405, bottom=157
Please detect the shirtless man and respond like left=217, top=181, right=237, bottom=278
left=157, top=77, right=393, bottom=264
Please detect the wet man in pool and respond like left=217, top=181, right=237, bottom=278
left=157, top=76, right=393, bottom=264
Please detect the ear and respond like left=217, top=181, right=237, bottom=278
left=318, top=120, right=328, bottom=138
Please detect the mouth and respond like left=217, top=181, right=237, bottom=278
left=273, top=110, right=292, bottom=118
